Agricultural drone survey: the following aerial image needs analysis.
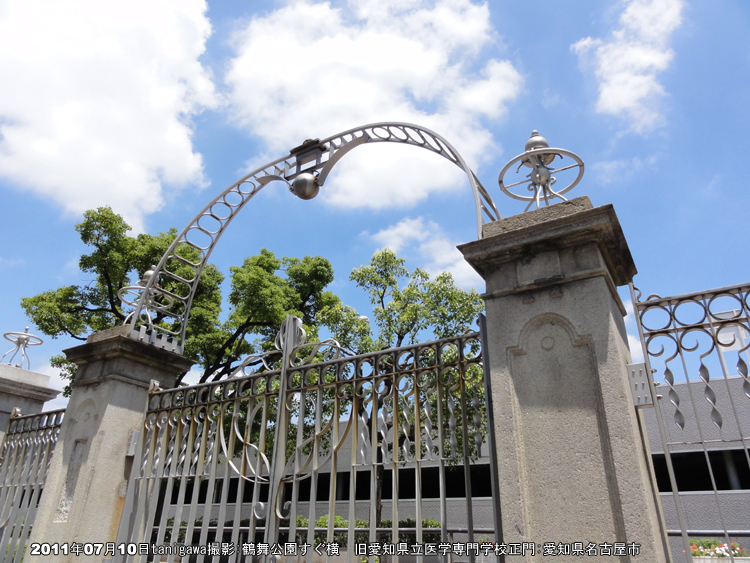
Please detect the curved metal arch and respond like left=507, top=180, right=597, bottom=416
left=122, top=122, right=500, bottom=353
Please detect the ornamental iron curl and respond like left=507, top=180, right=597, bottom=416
left=114, top=316, right=488, bottom=560
left=120, top=123, right=501, bottom=354
left=631, top=282, right=750, bottom=557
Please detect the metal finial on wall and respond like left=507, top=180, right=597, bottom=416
left=2, top=327, right=43, bottom=370
left=498, top=130, right=585, bottom=212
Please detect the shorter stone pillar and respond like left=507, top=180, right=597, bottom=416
left=459, top=197, right=669, bottom=561
left=28, top=326, right=193, bottom=560
left=0, top=363, right=60, bottom=444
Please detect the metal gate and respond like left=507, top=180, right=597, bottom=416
left=0, top=409, right=65, bottom=563
left=114, top=315, right=499, bottom=563
left=630, top=282, right=750, bottom=563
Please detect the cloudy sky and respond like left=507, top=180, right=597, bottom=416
left=0, top=0, right=747, bottom=408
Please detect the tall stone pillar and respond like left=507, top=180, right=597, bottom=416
left=28, top=326, right=193, bottom=560
left=0, top=364, right=60, bottom=444
left=459, top=197, right=669, bottom=561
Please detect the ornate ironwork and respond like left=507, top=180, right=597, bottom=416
left=114, top=316, right=489, bottom=563
left=0, top=410, right=65, bottom=563
left=119, top=122, right=500, bottom=354
left=497, top=130, right=584, bottom=212
left=1, top=328, right=43, bottom=370
left=632, top=281, right=750, bottom=561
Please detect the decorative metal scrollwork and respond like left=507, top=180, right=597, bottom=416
left=120, top=123, right=500, bottom=354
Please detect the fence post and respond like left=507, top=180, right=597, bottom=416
left=459, top=196, right=670, bottom=560
left=27, top=326, right=193, bottom=559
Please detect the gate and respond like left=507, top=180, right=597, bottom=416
left=631, top=282, right=750, bottom=562
left=114, top=316, right=499, bottom=563
left=0, top=409, right=65, bottom=563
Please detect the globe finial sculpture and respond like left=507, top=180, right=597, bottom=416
left=498, top=130, right=584, bottom=212
left=2, top=327, right=43, bottom=370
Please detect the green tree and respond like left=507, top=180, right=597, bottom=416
left=319, top=248, right=485, bottom=539
left=21, top=209, right=487, bottom=543
left=20, top=207, right=344, bottom=393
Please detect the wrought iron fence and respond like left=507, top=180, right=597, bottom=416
left=631, top=282, right=750, bottom=563
left=114, top=316, right=494, bottom=563
left=0, top=409, right=65, bottom=563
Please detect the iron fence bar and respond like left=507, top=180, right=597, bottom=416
left=114, top=327, right=488, bottom=561
left=630, top=283, right=694, bottom=563
left=459, top=342, right=476, bottom=563
left=392, top=375, right=400, bottom=563
left=198, top=403, right=223, bottom=563
left=12, top=424, right=55, bottom=563
left=673, top=322, right=734, bottom=561
left=414, top=369, right=424, bottom=548
left=705, top=309, right=750, bottom=479
left=306, top=374, right=324, bottom=563
left=0, top=410, right=64, bottom=563
left=436, top=362, right=449, bottom=563
left=154, top=410, right=178, bottom=557
left=346, top=384, right=358, bottom=563
left=368, top=379, right=378, bottom=546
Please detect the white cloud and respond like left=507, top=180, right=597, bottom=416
left=225, top=0, right=522, bottom=210
left=572, top=0, right=684, bottom=133
left=369, top=216, right=483, bottom=289
left=622, top=299, right=645, bottom=363
left=0, top=0, right=217, bottom=231
left=628, top=333, right=645, bottom=363
left=591, top=154, right=657, bottom=184
left=33, top=363, right=69, bottom=411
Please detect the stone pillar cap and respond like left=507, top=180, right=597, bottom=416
left=459, top=196, right=637, bottom=287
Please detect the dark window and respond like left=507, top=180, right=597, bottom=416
left=398, top=468, right=416, bottom=499
left=355, top=470, right=370, bottom=500
left=335, top=472, right=350, bottom=501
left=316, top=473, right=330, bottom=501
left=652, top=450, right=750, bottom=492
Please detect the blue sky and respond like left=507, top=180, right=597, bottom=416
left=0, top=0, right=748, bottom=408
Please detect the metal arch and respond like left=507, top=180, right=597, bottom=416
left=123, top=122, right=500, bottom=353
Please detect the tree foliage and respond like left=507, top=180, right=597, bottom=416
left=21, top=209, right=484, bottom=399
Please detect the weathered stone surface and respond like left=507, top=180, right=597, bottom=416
left=28, top=332, right=193, bottom=561
left=461, top=200, right=670, bottom=561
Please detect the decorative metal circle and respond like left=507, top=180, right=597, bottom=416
left=498, top=147, right=584, bottom=209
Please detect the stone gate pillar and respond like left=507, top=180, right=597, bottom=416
left=28, top=325, right=193, bottom=560
left=459, top=197, right=670, bottom=561
left=0, top=364, right=60, bottom=444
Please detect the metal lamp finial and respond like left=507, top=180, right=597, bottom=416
left=2, top=327, right=43, bottom=370
left=498, top=129, right=585, bottom=212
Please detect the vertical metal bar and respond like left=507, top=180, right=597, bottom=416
left=166, top=409, right=197, bottom=563
left=629, top=284, right=692, bottom=563
left=152, top=411, right=178, bottom=555
left=184, top=407, right=210, bottom=563
left=369, top=377, right=378, bottom=545
left=459, top=341, right=476, bottom=563
left=706, top=310, right=750, bottom=480
left=265, top=316, right=297, bottom=553
left=327, top=379, right=340, bottom=563
left=287, top=384, right=305, bottom=562
left=674, top=324, right=732, bottom=559
left=392, top=380, right=400, bottom=563
left=13, top=423, right=54, bottom=563
left=307, top=370, right=323, bottom=563
left=414, top=353, right=424, bottom=548
left=346, top=376, right=359, bottom=563
left=436, top=358, right=448, bottom=563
